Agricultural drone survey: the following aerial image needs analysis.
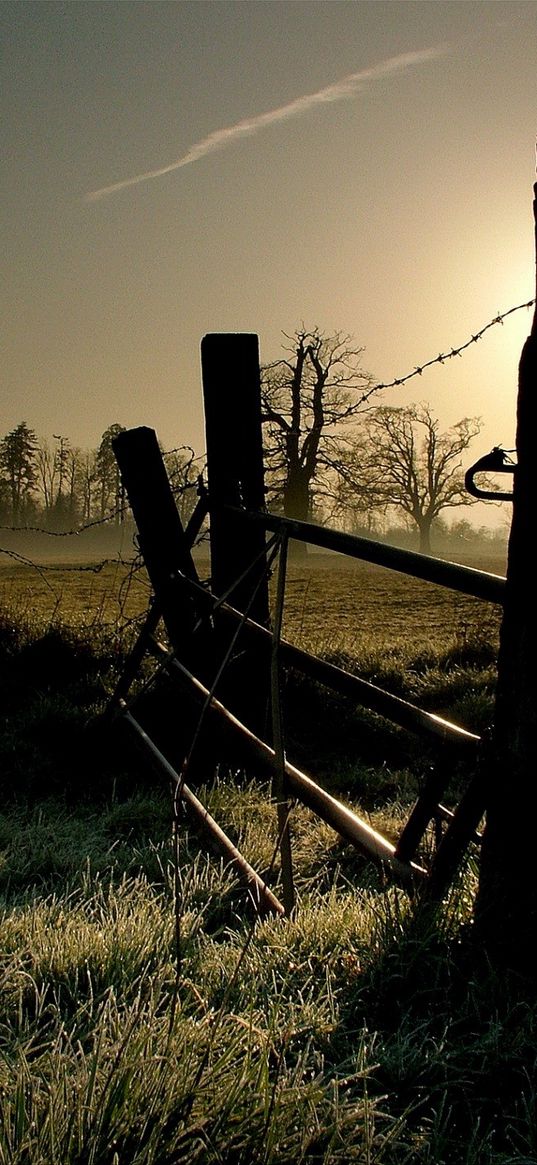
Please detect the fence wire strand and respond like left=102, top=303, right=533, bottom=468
left=359, top=298, right=536, bottom=405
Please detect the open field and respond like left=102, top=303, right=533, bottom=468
left=0, top=559, right=151, bottom=638
left=0, top=547, right=505, bottom=658
left=280, top=553, right=504, bottom=659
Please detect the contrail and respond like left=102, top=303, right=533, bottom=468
left=85, top=45, right=447, bottom=202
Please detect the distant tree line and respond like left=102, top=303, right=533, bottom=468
left=2, top=328, right=504, bottom=554
left=0, top=421, right=199, bottom=532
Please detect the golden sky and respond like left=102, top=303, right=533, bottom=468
left=2, top=0, right=536, bottom=503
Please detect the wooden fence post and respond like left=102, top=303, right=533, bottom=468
left=474, top=182, right=537, bottom=968
left=112, top=426, right=203, bottom=662
left=201, top=334, right=271, bottom=730
left=201, top=333, right=270, bottom=625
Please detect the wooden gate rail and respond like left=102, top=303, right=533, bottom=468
left=147, top=636, right=427, bottom=888
left=425, top=765, right=488, bottom=898
left=171, top=567, right=481, bottom=751
left=220, top=507, right=505, bottom=604
left=152, top=566, right=484, bottom=882
left=119, top=700, right=285, bottom=918
left=205, top=511, right=496, bottom=888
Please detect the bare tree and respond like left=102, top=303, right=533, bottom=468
left=342, top=404, right=484, bottom=554
left=35, top=440, right=57, bottom=521
left=53, top=434, right=70, bottom=505
left=64, top=446, right=84, bottom=527
left=79, top=449, right=96, bottom=523
left=37, top=438, right=84, bottom=529
left=261, top=328, right=372, bottom=528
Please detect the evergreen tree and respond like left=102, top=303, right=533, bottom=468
left=0, top=422, right=38, bottom=523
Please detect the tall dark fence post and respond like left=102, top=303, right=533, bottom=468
left=201, top=333, right=270, bottom=625
left=201, top=333, right=271, bottom=729
left=112, top=426, right=202, bottom=660
left=474, top=183, right=537, bottom=968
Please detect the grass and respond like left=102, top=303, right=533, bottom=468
left=0, top=549, right=504, bottom=654
left=0, top=559, right=150, bottom=645
left=3, top=555, right=537, bottom=1164
left=279, top=554, right=503, bottom=660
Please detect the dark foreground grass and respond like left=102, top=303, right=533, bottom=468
left=2, top=606, right=536, bottom=1164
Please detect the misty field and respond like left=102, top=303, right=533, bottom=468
left=280, top=553, right=504, bottom=659
left=2, top=547, right=528, bottom=1165
left=0, top=548, right=505, bottom=659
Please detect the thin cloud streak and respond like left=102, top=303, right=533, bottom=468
left=85, top=46, right=448, bottom=202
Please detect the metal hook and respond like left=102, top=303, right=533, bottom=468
left=464, top=446, right=515, bottom=501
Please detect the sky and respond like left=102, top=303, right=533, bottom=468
left=2, top=0, right=537, bottom=525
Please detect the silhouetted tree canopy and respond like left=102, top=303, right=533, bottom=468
left=0, top=422, right=38, bottom=524
left=94, top=423, right=127, bottom=523
left=261, top=328, right=372, bottom=525
left=339, top=404, right=484, bottom=554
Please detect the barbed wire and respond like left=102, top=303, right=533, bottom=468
left=0, top=546, right=140, bottom=574
left=0, top=547, right=61, bottom=592
left=0, top=506, right=128, bottom=538
left=358, top=298, right=536, bottom=405
left=162, top=444, right=200, bottom=462
left=0, top=545, right=152, bottom=653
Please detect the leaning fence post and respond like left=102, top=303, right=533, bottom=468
left=201, top=333, right=271, bottom=729
left=112, top=426, right=203, bottom=663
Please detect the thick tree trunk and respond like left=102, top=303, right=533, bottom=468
left=474, top=223, right=537, bottom=969
left=418, top=521, right=432, bottom=555
left=283, top=466, right=311, bottom=557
